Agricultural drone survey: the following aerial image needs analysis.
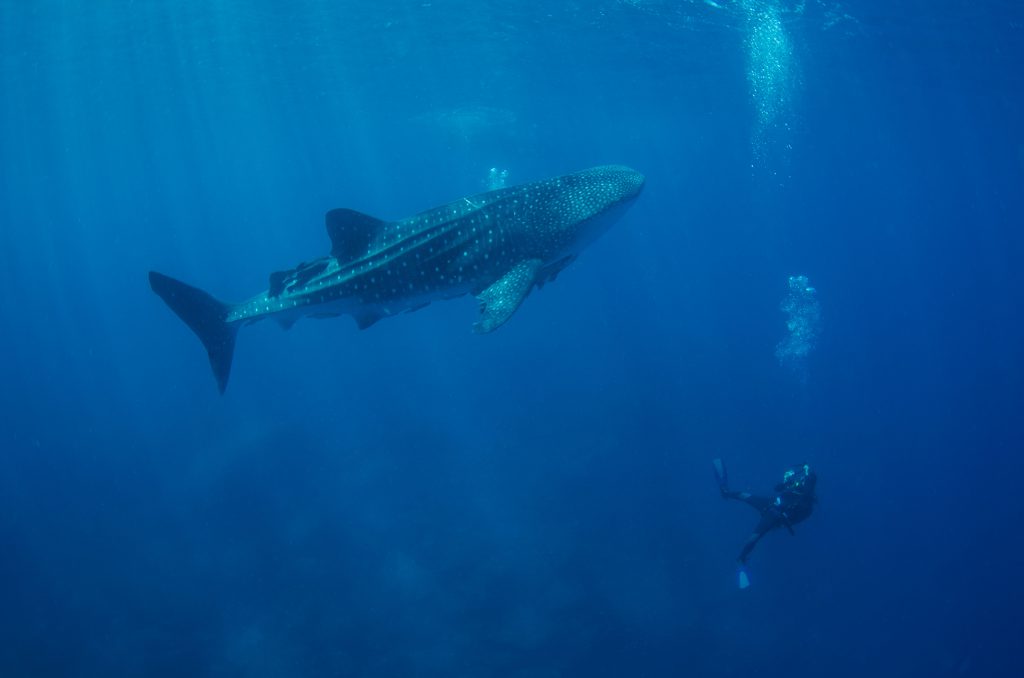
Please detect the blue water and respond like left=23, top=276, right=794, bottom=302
left=2, top=1, right=1022, bottom=675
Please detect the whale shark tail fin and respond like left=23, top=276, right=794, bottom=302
left=149, top=271, right=238, bottom=394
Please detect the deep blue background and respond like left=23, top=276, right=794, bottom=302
left=1, top=1, right=1022, bottom=676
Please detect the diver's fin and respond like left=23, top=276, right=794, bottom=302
left=474, top=258, right=542, bottom=333
left=325, top=208, right=386, bottom=260
left=713, top=458, right=729, bottom=491
left=149, top=271, right=238, bottom=394
left=737, top=566, right=750, bottom=590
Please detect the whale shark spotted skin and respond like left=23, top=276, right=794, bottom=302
left=150, top=165, right=644, bottom=392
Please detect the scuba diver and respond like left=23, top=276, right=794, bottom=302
left=713, top=459, right=817, bottom=588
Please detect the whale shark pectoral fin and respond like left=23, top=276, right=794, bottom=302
left=536, top=255, right=576, bottom=289
left=353, top=310, right=384, bottom=330
left=473, top=258, right=543, bottom=333
left=325, top=208, right=386, bottom=259
left=405, top=302, right=430, bottom=314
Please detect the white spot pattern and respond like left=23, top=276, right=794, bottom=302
left=226, top=166, right=644, bottom=329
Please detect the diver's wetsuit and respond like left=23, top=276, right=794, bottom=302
left=719, top=465, right=816, bottom=564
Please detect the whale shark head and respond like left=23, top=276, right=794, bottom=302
left=582, top=164, right=645, bottom=200
left=542, top=164, right=645, bottom=254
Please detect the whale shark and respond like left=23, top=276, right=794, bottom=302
left=150, top=164, right=644, bottom=392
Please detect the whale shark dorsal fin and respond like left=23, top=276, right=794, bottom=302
left=268, top=270, right=288, bottom=297
left=325, top=208, right=386, bottom=260
left=474, top=259, right=543, bottom=333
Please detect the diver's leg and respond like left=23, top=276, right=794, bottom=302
left=714, top=460, right=773, bottom=510
left=737, top=511, right=783, bottom=563
left=737, top=530, right=764, bottom=564
left=724, top=492, right=772, bottom=513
